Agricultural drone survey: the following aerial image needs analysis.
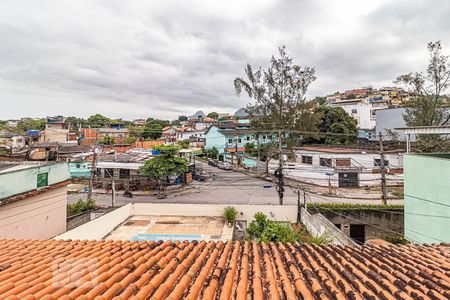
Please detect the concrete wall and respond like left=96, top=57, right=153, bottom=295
left=66, top=210, right=95, bottom=231
left=0, top=162, right=71, bottom=199
left=0, top=187, right=67, bottom=239
left=320, top=210, right=404, bottom=242
left=300, top=208, right=355, bottom=246
left=132, top=203, right=298, bottom=223
left=56, top=204, right=132, bottom=240
left=404, top=154, right=450, bottom=243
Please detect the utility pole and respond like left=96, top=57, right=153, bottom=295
left=111, top=179, right=116, bottom=207
left=295, top=189, right=301, bottom=222
left=87, top=128, right=99, bottom=200
left=379, top=132, right=387, bottom=205
left=234, top=136, right=239, bottom=168
left=276, top=130, right=284, bottom=205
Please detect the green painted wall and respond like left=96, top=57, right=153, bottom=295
left=404, top=154, right=450, bottom=244
left=0, top=163, right=71, bottom=200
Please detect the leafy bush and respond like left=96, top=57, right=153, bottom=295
left=294, top=225, right=331, bottom=245
left=312, top=203, right=403, bottom=211
left=222, top=207, right=238, bottom=224
left=246, top=212, right=297, bottom=243
left=67, top=198, right=96, bottom=216
left=384, top=235, right=409, bottom=245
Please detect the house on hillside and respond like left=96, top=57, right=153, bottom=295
left=274, top=145, right=404, bottom=188
left=204, top=123, right=276, bottom=155
left=0, top=132, right=26, bottom=152
left=0, top=162, right=71, bottom=239
left=175, top=127, right=205, bottom=142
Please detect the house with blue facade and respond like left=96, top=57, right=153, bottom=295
left=204, top=123, right=276, bottom=154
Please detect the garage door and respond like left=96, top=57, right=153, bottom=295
left=338, top=172, right=359, bottom=187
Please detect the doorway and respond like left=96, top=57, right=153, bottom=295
left=350, top=224, right=365, bottom=244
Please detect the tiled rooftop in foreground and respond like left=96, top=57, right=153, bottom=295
left=0, top=239, right=449, bottom=299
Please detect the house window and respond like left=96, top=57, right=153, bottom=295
left=37, top=173, right=48, bottom=188
left=246, top=136, right=250, bottom=141
left=351, top=109, right=357, bottom=114
left=228, top=138, right=233, bottom=144
left=374, top=159, right=389, bottom=167
left=238, top=138, right=242, bottom=143
left=320, top=158, right=332, bottom=167
left=301, top=155, right=313, bottom=164
left=119, top=169, right=130, bottom=179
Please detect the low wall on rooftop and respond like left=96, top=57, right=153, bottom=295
left=132, top=203, right=298, bottom=223
left=56, top=204, right=132, bottom=240
left=56, top=203, right=298, bottom=241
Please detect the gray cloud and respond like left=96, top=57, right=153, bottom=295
left=0, top=0, right=450, bottom=120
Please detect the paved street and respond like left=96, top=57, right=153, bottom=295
left=69, top=161, right=403, bottom=207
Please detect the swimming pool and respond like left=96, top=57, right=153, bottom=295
left=130, top=233, right=203, bottom=242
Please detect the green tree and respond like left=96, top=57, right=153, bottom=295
left=395, top=41, right=450, bottom=152
left=17, top=119, right=45, bottom=132
left=139, top=145, right=188, bottom=192
left=178, top=115, right=188, bottom=122
left=87, top=114, right=111, bottom=128
left=204, top=147, right=219, bottom=159
left=315, top=106, right=357, bottom=145
left=245, top=142, right=257, bottom=156
left=141, top=118, right=169, bottom=140
left=178, top=140, right=190, bottom=149
left=207, top=112, right=219, bottom=119
left=99, top=135, right=115, bottom=145
left=124, top=136, right=137, bottom=144
left=246, top=212, right=297, bottom=243
left=234, top=45, right=321, bottom=148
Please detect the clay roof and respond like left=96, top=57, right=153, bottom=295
left=0, top=239, right=449, bottom=299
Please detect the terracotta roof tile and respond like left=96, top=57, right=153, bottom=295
left=0, top=239, right=448, bottom=299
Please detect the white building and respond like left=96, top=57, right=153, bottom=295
left=270, top=146, right=404, bottom=188
left=0, top=162, right=71, bottom=239
left=329, top=99, right=389, bottom=139
left=175, top=128, right=205, bottom=141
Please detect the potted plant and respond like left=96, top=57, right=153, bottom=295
left=222, top=206, right=238, bottom=227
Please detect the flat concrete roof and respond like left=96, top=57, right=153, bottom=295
left=105, top=215, right=232, bottom=241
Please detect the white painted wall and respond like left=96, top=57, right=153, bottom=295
left=56, top=204, right=132, bottom=240
left=132, top=203, right=297, bottom=223
left=269, top=150, right=404, bottom=187
left=0, top=187, right=67, bottom=239
left=330, top=102, right=388, bottom=130
left=56, top=203, right=298, bottom=241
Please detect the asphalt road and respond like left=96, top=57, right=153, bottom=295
left=69, top=161, right=403, bottom=207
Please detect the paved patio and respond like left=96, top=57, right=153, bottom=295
left=106, top=215, right=232, bottom=241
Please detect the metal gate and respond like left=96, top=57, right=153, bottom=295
left=338, top=172, right=359, bottom=187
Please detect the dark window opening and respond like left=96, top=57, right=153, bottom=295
left=374, top=159, right=389, bottom=167
left=119, top=169, right=130, bottom=179
left=320, top=158, right=332, bottom=167
left=334, top=224, right=341, bottom=230
left=302, top=155, right=313, bottom=165
left=350, top=224, right=365, bottom=244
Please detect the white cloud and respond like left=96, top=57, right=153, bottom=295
left=0, top=0, right=449, bottom=119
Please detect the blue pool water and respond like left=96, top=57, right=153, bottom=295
left=130, top=233, right=202, bottom=242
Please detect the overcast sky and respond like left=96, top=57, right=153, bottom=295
left=1, top=0, right=450, bottom=120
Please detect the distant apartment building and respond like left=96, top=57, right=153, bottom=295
left=404, top=154, right=450, bottom=243
left=40, top=117, right=70, bottom=143
left=175, top=127, right=205, bottom=141
left=0, top=162, right=71, bottom=239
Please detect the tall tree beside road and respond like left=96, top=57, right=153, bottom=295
left=140, top=145, right=188, bottom=194
left=234, top=46, right=319, bottom=137
left=234, top=45, right=319, bottom=205
left=395, top=41, right=450, bottom=152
